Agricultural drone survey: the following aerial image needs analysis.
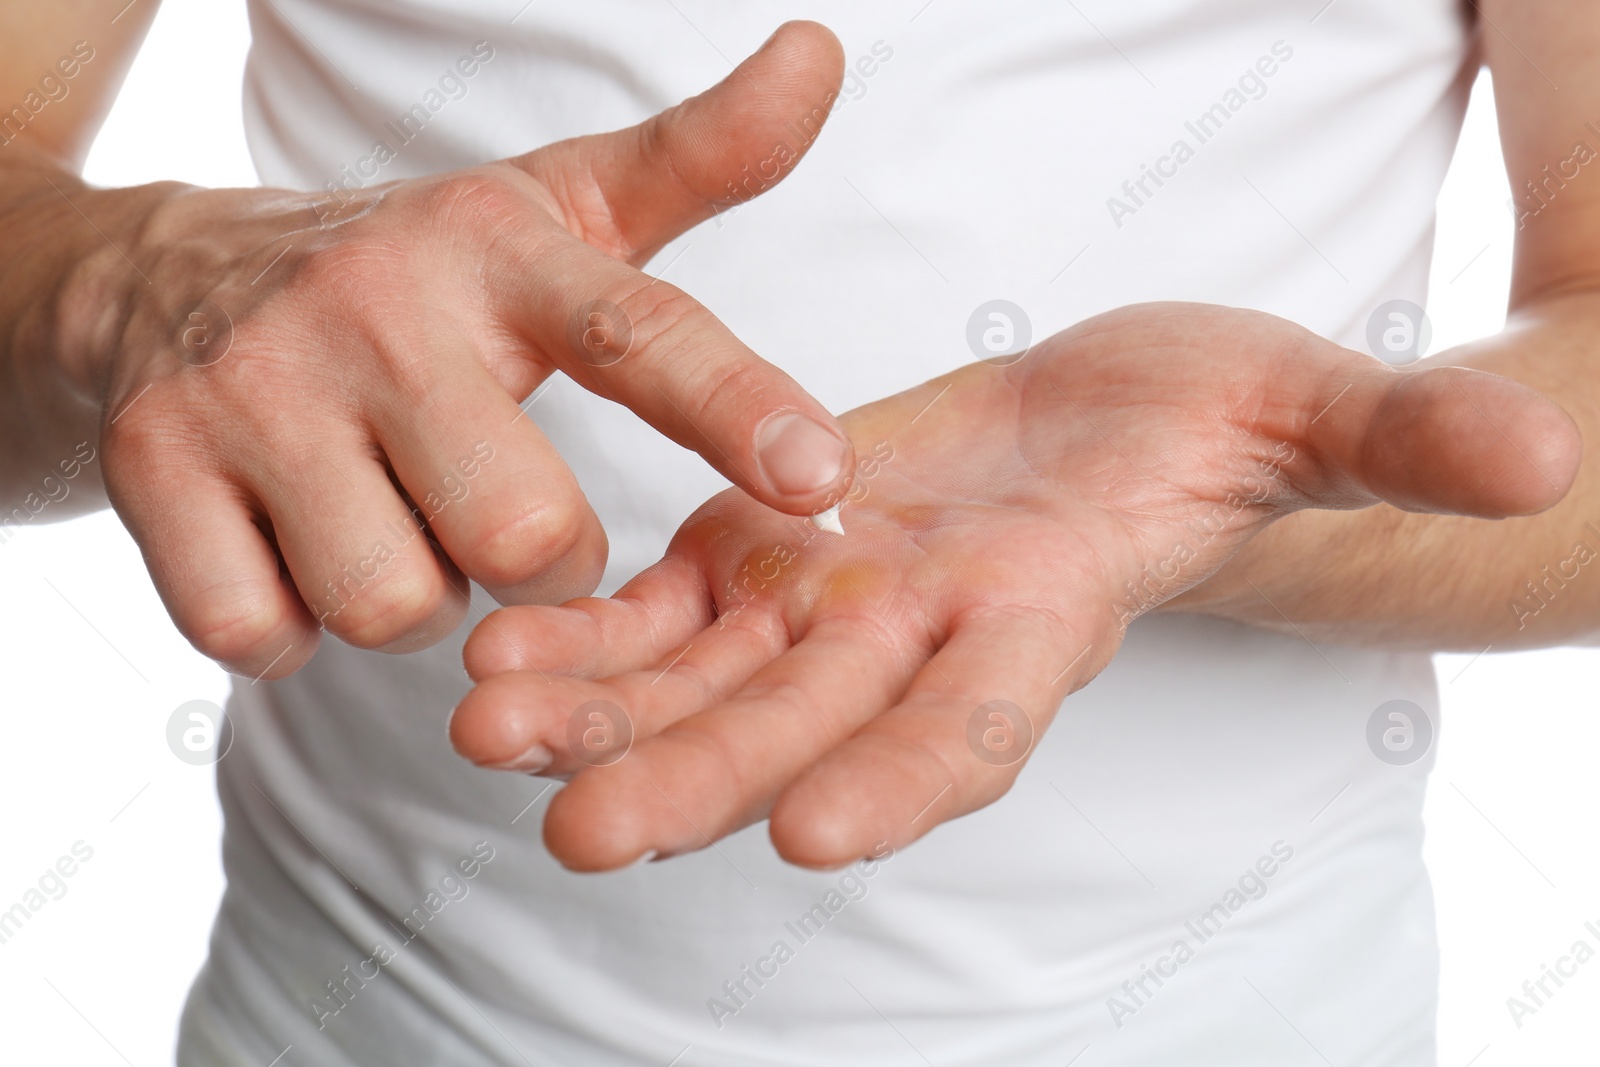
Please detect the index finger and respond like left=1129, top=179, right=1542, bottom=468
left=500, top=233, right=856, bottom=516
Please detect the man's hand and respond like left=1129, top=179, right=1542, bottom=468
left=447, top=302, right=1579, bottom=871
left=13, top=21, right=853, bottom=678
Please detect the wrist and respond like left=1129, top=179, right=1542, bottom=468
left=1158, top=556, right=1258, bottom=617
left=0, top=156, right=189, bottom=502
left=46, top=178, right=192, bottom=406
left=1156, top=510, right=1338, bottom=624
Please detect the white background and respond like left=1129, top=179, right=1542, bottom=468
left=0, top=0, right=1597, bottom=1063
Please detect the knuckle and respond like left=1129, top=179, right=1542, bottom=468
left=411, top=171, right=528, bottom=231
left=742, top=680, right=813, bottom=719
left=98, top=410, right=156, bottom=474
left=614, top=283, right=707, bottom=358
left=654, top=654, right=720, bottom=709
left=182, top=581, right=287, bottom=665
left=99, top=398, right=195, bottom=484
left=669, top=726, right=752, bottom=813
left=318, top=563, right=446, bottom=648
left=684, top=354, right=773, bottom=430
left=464, top=493, right=590, bottom=588
left=295, top=238, right=409, bottom=303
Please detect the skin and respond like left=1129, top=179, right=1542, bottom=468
left=450, top=304, right=1578, bottom=870
left=0, top=8, right=857, bottom=677
left=451, top=3, right=1600, bottom=870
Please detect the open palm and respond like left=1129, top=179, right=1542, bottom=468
left=449, top=302, right=1578, bottom=871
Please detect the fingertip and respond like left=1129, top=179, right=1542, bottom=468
left=543, top=773, right=655, bottom=872
left=1515, top=395, right=1583, bottom=513
left=769, top=752, right=910, bottom=870
left=462, top=608, right=526, bottom=680
left=448, top=671, right=547, bottom=767
left=770, top=784, right=910, bottom=871
left=760, top=20, right=846, bottom=81
left=753, top=410, right=856, bottom=513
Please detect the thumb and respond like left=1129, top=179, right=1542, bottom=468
left=1295, top=358, right=1581, bottom=519
left=513, top=20, right=846, bottom=265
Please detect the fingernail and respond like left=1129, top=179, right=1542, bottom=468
left=484, top=742, right=553, bottom=775
left=756, top=413, right=849, bottom=497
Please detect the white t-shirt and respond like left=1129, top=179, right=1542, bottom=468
left=180, top=2, right=1473, bottom=1063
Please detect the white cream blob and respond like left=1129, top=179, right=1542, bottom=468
left=808, top=502, right=845, bottom=535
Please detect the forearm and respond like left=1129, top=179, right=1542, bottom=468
left=1169, top=289, right=1600, bottom=651
left=0, top=1, right=165, bottom=518
left=0, top=148, right=176, bottom=516
left=0, top=149, right=111, bottom=514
